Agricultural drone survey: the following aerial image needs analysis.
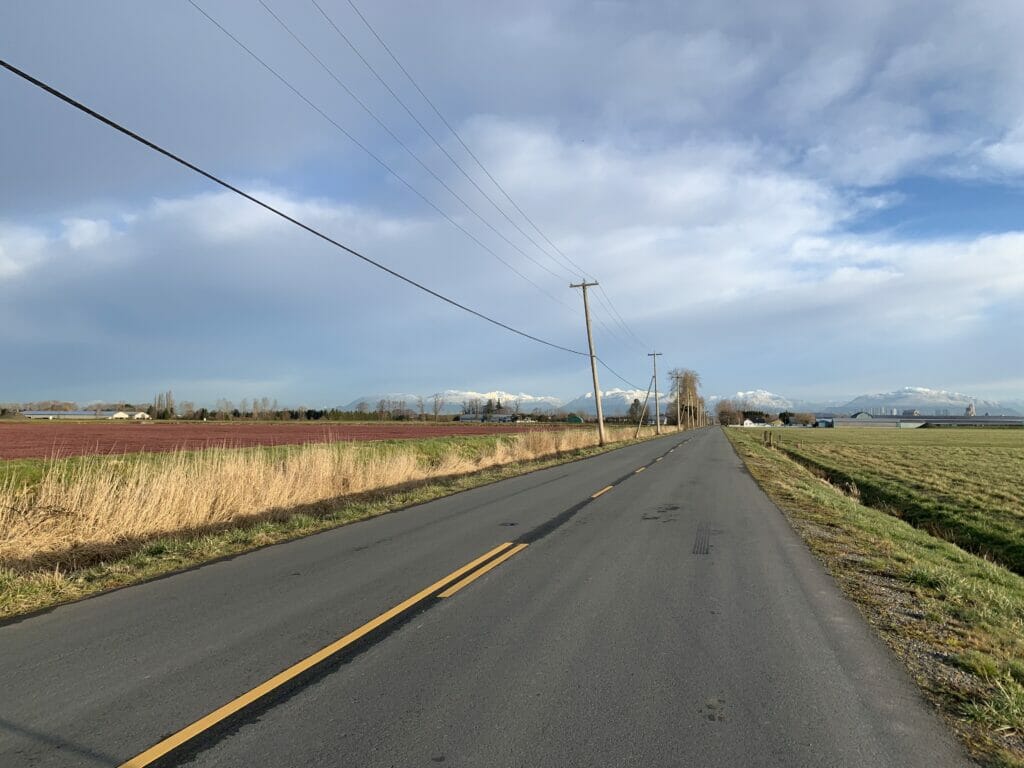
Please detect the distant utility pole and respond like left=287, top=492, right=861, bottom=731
left=648, top=352, right=663, bottom=435
left=571, top=281, right=607, bottom=446
left=675, top=373, right=682, bottom=431
left=634, top=375, right=655, bottom=439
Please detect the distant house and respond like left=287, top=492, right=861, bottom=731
left=902, top=409, right=921, bottom=417
left=132, top=412, right=152, bottom=420
left=850, top=411, right=873, bottom=420
left=566, top=413, right=585, bottom=424
left=111, top=412, right=130, bottom=419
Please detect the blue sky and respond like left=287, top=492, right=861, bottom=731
left=2, top=0, right=1023, bottom=406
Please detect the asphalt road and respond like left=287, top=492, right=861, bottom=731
left=0, top=428, right=972, bottom=767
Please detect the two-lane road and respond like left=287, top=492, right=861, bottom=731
left=0, top=429, right=971, bottom=766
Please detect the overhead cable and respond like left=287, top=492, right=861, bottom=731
left=311, top=0, right=580, bottom=282
left=189, top=0, right=573, bottom=312
left=0, top=58, right=587, bottom=358
left=339, top=0, right=650, bottom=347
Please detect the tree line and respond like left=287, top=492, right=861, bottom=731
left=714, top=399, right=816, bottom=426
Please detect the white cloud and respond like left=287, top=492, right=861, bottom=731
left=0, top=223, right=50, bottom=278
left=62, top=218, right=113, bottom=250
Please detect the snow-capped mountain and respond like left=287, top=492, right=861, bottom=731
left=708, top=390, right=794, bottom=411
left=562, top=388, right=651, bottom=417
left=841, top=387, right=1019, bottom=416
left=343, top=390, right=564, bottom=414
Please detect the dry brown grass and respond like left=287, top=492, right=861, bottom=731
left=0, top=426, right=654, bottom=572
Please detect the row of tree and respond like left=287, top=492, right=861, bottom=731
left=714, top=399, right=816, bottom=426
left=619, top=368, right=710, bottom=426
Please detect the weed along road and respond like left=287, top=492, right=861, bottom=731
left=0, top=430, right=970, bottom=767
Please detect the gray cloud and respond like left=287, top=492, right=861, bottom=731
left=2, top=0, right=1024, bottom=404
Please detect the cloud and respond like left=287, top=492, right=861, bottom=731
left=62, top=218, right=113, bottom=250
left=2, top=1, right=1024, bottom=402
left=0, top=223, right=50, bottom=278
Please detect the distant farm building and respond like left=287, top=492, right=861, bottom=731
left=832, top=415, right=1023, bottom=429
left=21, top=410, right=151, bottom=420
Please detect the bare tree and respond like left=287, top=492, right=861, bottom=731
left=716, top=399, right=741, bottom=426
left=416, top=396, right=425, bottom=421
left=431, top=393, right=446, bottom=421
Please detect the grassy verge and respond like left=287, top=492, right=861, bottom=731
left=726, top=427, right=1024, bottom=767
left=773, top=428, right=1024, bottom=574
left=0, top=428, right=660, bottom=621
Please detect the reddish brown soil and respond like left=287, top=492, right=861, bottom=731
left=0, top=421, right=563, bottom=460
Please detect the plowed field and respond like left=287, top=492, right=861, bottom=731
left=0, top=422, right=564, bottom=460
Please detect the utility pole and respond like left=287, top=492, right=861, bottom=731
left=675, top=373, right=682, bottom=431
left=634, top=375, right=655, bottom=439
left=648, top=352, right=663, bottom=435
left=571, top=281, right=607, bottom=446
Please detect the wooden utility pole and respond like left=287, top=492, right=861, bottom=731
left=634, top=375, right=655, bottom=439
left=648, top=352, right=663, bottom=435
left=675, top=373, right=682, bottom=431
left=571, top=281, right=607, bottom=446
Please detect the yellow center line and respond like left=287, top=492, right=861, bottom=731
left=634, top=467, right=646, bottom=474
left=437, top=543, right=529, bottom=598
left=118, top=541, right=515, bottom=768
left=591, top=485, right=614, bottom=498
left=655, top=457, right=663, bottom=462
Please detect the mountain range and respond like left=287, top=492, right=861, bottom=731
left=344, top=386, right=1021, bottom=417
left=713, top=386, right=1020, bottom=416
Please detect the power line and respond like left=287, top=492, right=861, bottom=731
left=311, top=0, right=580, bottom=282
left=340, top=0, right=586, bottom=279
left=0, top=57, right=588, bottom=358
left=254, top=0, right=571, bottom=290
left=188, top=0, right=573, bottom=313
left=596, top=357, right=645, bottom=392
left=596, top=284, right=648, bottom=349
left=591, top=289, right=646, bottom=352
left=338, top=0, right=650, bottom=347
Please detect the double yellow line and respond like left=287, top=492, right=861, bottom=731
left=119, top=541, right=526, bottom=767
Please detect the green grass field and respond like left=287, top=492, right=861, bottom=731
left=773, top=427, right=1024, bottom=574
left=727, top=427, right=1024, bottom=767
